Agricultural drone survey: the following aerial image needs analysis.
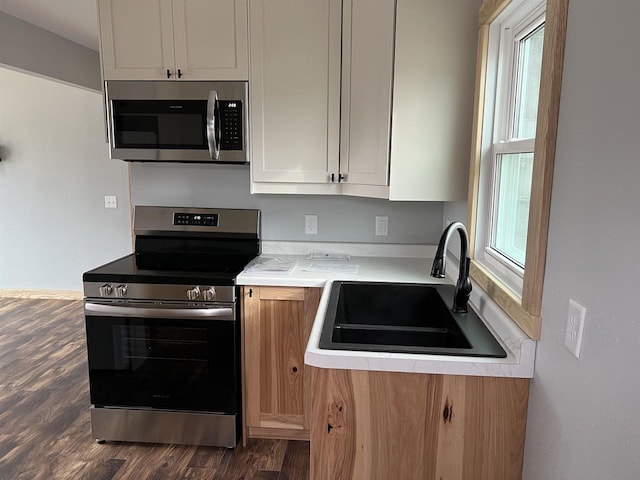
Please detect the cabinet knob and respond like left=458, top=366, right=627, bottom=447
left=330, top=173, right=347, bottom=183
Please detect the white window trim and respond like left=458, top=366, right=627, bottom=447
left=474, top=0, right=546, bottom=299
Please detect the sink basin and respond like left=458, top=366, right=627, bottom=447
left=319, top=281, right=506, bottom=357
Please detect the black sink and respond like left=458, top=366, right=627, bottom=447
left=319, top=281, right=507, bottom=357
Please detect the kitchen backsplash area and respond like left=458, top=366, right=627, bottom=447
left=130, top=163, right=444, bottom=245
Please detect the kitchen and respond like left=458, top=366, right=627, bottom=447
left=1, top=0, right=639, bottom=479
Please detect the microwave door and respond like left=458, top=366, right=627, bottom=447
left=207, top=91, right=220, bottom=161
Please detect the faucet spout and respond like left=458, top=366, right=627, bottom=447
left=430, top=222, right=472, bottom=313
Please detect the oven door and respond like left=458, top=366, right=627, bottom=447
left=84, top=300, right=239, bottom=414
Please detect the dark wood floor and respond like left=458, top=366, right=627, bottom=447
left=0, top=298, right=309, bottom=480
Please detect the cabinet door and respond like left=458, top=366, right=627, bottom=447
left=310, top=368, right=530, bottom=480
left=172, top=0, right=249, bottom=80
left=339, top=0, right=394, bottom=188
left=98, top=0, right=175, bottom=80
left=243, top=286, right=321, bottom=440
left=389, top=0, right=478, bottom=201
left=249, top=0, right=341, bottom=185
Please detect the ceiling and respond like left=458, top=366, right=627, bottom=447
left=0, top=0, right=99, bottom=51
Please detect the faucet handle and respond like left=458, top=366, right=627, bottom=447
left=452, top=257, right=472, bottom=313
left=431, top=257, right=445, bottom=278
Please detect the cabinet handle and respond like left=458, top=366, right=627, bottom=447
left=166, top=69, right=173, bottom=78
left=177, top=69, right=183, bottom=78
left=331, top=173, right=335, bottom=183
left=338, top=173, right=346, bottom=183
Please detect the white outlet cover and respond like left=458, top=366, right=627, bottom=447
left=375, top=216, right=389, bottom=236
left=304, top=214, right=318, bottom=235
left=564, top=298, right=586, bottom=358
left=104, top=195, right=117, bottom=209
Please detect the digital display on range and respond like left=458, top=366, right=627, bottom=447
left=173, top=213, right=219, bottom=226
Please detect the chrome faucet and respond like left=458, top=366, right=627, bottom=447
left=431, top=222, right=472, bottom=313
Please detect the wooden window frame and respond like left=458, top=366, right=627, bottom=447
left=467, top=0, right=569, bottom=339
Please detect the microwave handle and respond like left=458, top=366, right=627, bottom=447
left=207, top=90, right=220, bottom=160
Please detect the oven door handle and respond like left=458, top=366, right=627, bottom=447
left=84, top=302, right=234, bottom=320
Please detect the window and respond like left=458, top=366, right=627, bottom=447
left=467, top=0, right=569, bottom=339
left=475, top=1, right=546, bottom=296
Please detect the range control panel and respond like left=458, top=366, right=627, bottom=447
left=173, top=213, right=219, bottom=227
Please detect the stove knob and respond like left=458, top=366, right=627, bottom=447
left=202, top=287, right=216, bottom=301
left=187, top=286, right=201, bottom=300
left=115, top=284, right=128, bottom=297
left=99, top=284, right=113, bottom=296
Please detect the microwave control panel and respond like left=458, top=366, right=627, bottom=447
left=219, top=100, right=243, bottom=150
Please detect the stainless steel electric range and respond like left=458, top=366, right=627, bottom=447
left=82, top=206, right=260, bottom=448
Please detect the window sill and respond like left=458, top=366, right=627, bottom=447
left=470, top=260, right=541, bottom=339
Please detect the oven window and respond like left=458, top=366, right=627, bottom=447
left=112, top=100, right=207, bottom=150
left=86, top=315, right=238, bottom=413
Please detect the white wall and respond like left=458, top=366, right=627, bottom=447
left=131, top=163, right=445, bottom=244
left=522, top=1, right=640, bottom=478
left=0, top=11, right=101, bottom=92
left=0, top=67, right=131, bottom=291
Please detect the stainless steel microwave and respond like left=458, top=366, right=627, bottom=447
left=105, top=81, right=248, bottom=163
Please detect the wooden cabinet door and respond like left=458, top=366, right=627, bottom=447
left=243, top=286, right=321, bottom=440
left=98, top=0, right=175, bottom=80
left=339, top=0, right=394, bottom=188
left=249, top=0, right=341, bottom=184
left=172, top=0, right=248, bottom=80
left=310, top=368, right=530, bottom=480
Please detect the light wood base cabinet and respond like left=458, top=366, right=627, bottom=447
left=242, top=286, right=321, bottom=442
left=310, top=367, right=529, bottom=480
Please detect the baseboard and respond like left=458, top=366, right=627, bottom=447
left=0, top=289, right=83, bottom=300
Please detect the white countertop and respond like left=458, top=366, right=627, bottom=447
left=236, top=242, right=536, bottom=378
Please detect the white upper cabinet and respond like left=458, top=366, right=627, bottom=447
left=250, top=0, right=477, bottom=200
left=249, top=0, right=341, bottom=190
left=389, top=0, right=478, bottom=201
left=249, top=0, right=393, bottom=197
left=340, top=0, right=395, bottom=195
left=98, top=0, right=248, bottom=81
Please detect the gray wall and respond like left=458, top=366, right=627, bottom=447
left=130, top=163, right=444, bottom=244
left=0, top=11, right=101, bottom=91
left=521, top=1, right=640, bottom=478
left=0, top=67, right=131, bottom=291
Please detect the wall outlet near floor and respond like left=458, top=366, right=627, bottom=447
left=564, top=298, right=586, bottom=358
left=305, top=214, right=318, bottom=235
left=104, top=195, right=118, bottom=209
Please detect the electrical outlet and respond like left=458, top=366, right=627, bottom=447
left=564, top=298, right=586, bottom=358
left=104, top=195, right=118, bottom=209
left=375, top=216, right=389, bottom=236
left=305, top=214, right=318, bottom=235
